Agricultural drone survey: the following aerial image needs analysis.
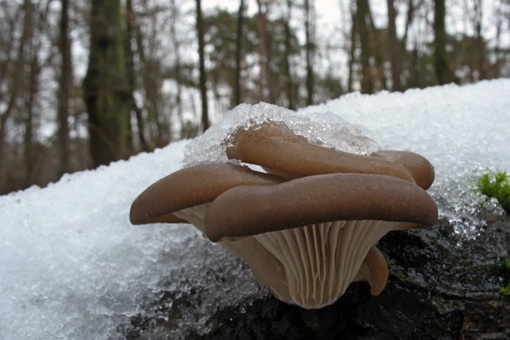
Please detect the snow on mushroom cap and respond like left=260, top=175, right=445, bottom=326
left=182, top=102, right=380, bottom=168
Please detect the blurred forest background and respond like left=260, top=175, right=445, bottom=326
left=0, top=0, right=509, bottom=195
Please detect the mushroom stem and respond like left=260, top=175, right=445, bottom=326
left=363, top=246, right=389, bottom=296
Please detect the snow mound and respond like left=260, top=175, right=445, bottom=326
left=1, top=80, right=509, bottom=339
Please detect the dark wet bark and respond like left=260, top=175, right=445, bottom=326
left=121, top=215, right=510, bottom=339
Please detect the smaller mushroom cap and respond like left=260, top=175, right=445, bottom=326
left=129, top=163, right=282, bottom=226
left=226, top=122, right=416, bottom=182
left=371, top=150, right=435, bottom=189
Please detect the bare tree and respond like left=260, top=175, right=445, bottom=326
left=170, top=0, right=184, bottom=120
left=386, top=0, right=402, bottom=91
left=124, top=0, right=148, bottom=152
left=57, top=0, right=72, bottom=175
left=256, top=0, right=276, bottom=104
left=355, top=0, right=374, bottom=93
left=22, top=0, right=39, bottom=183
left=433, top=0, right=458, bottom=84
left=347, top=4, right=356, bottom=93
left=131, top=3, right=170, bottom=147
left=304, top=0, right=315, bottom=105
left=0, top=3, right=33, bottom=191
left=196, top=0, right=209, bottom=131
left=462, top=0, right=486, bottom=80
left=83, top=0, right=131, bottom=166
left=283, top=0, right=296, bottom=109
left=234, top=0, right=245, bottom=107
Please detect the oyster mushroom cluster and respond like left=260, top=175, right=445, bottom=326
left=130, top=120, right=438, bottom=309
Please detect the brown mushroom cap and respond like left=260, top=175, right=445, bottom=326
left=129, top=163, right=283, bottom=225
left=204, top=173, right=438, bottom=242
left=226, top=122, right=416, bottom=182
left=371, top=150, right=435, bottom=189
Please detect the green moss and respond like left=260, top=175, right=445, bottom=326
left=504, top=258, right=510, bottom=270
left=385, top=258, right=409, bottom=282
left=499, top=284, right=510, bottom=296
left=393, top=270, right=408, bottom=282
left=477, top=170, right=510, bottom=214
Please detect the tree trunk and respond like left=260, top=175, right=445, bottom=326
left=284, top=0, right=295, bottom=109
left=196, top=0, right=209, bottom=132
left=170, top=0, right=184, bottom=136
left=233, top=0, right=244, bottom=107
left=125, top=0, right=148, bottom=152
left=355, top=0, right=374, bottom=93
left=83, top=0, right=131, bottom=167
left=473, top=0, right=486, bottom=80
left=304, top=0, right=315, bottom=105
left=256, top=0, right=276, bottom=104
left=131, top=9, right=167, bottom=148
left=347, top=7, right=356, bottom=93
left=57, top=0, right=72, bottom=175
left=433, top=0, right=457, bottom=84
left=24, top=43, right=38, bottom=185
left=367, top=5, right=387, bottom=91
left=402, top=0, right=415, bottom=50
left=386, top=0, right=402, bottom=91
left=21, top=0, right=39, bottom=184
left=0, top=5, right=32, bottom=192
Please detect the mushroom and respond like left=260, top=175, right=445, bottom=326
left=203, top=173, right=437, bottom=307
left=130, top=119, right=438, bottom=309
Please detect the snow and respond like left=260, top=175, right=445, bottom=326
left=1, top=80, right=509, bottom=339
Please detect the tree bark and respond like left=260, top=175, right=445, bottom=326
left=0, top=5, right=32, bottom=192
left=196, top=0, right=209, bottom=132
left=473, top=0, right=486, bottom=80
left=386, top=0, right=402, bottom=91
left=401, top=0, right=415, bottom=50
left=131, top=7, right=168, bottom=148
left=284, top=0, right=295, bottom=109
left=170, top=0, right=184, bottom=137
left=367, top=4, right=387, bottom=91
left=125, top=0, right=148, bottom=152
left=21, top=0, right=36, bottom=184
left=256, top=0, right=276, bottom=104
left=433, top=0, right=457, bottom=84
left=347, top=6, right=356, bottom=93
left=83, top=0, right=131, bottom=167
left=304, top=0, right=315, bottom=105
left=24, top=39, right=39, bottom=184
left=355, top=0, right=374, bottom=93
left=57, top=0, right=72, bottom=175
left=233, top=0, right=244, bottom=107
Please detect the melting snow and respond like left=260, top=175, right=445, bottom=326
left=1, top=80, right=509, bottom=339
